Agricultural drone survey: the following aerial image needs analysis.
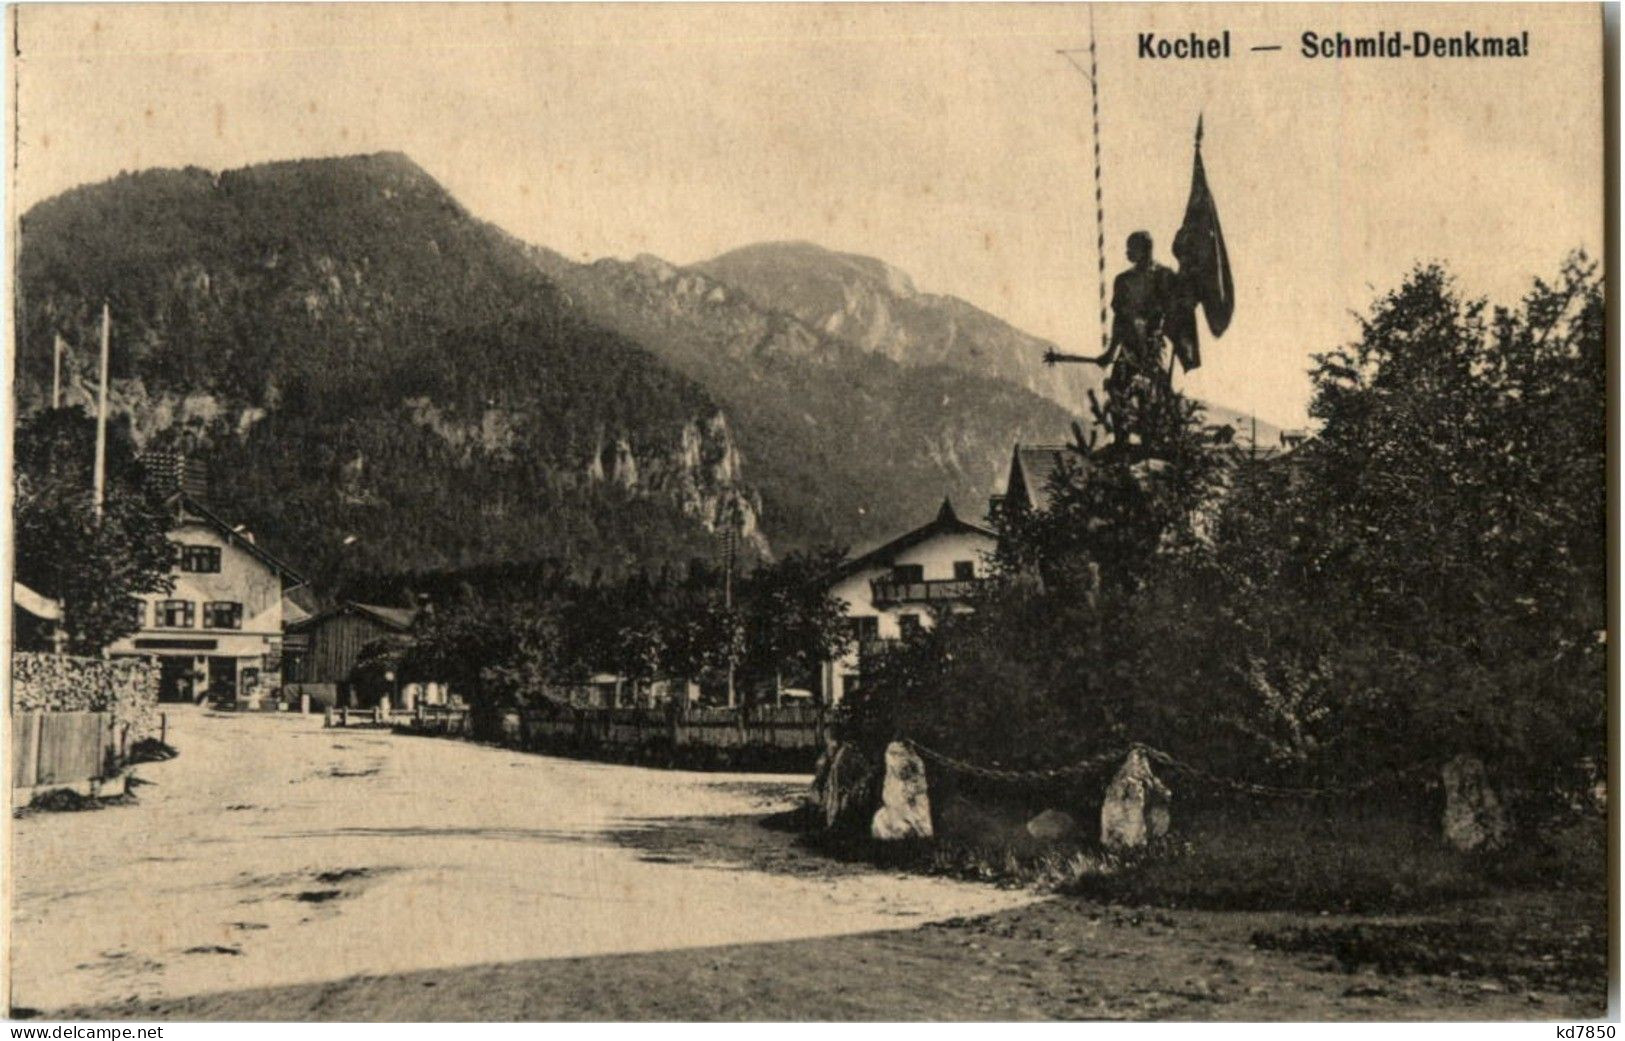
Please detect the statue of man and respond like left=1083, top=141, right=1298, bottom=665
left=1104, top=231, right=1179, bottom=397
left=1042, top=231, right=1204, bottom=408
left=1045, top=232, right=1179, bottom=395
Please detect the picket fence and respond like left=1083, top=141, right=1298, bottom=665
left=394, top=702, right=827, bottom=763
left=516, top=704, right=827, bottom=751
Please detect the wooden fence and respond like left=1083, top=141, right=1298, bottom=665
left=327, top=704, right=412, bottom=728
left=393, top=702, right=828, bottom=769
left=11, top=711, right=121, bottom=790
left=518, top=704, right=826, bottom=751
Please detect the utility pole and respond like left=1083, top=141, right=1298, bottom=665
left=52, top=333, right=63, bottom=408
left=723, top=518, right=737, bottom=710
left=92, top=303, right=110, bottom=520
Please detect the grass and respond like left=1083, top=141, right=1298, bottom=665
left=807, top=794, right=1607, bottom=916
left=127, top=738, right=179, bottom=764
left=1250, top=888, right=1608, bottom=995
left=13, top=787, right=138, bottom=818
left=797, top=794, right=1607, bottom=997
left=1060, top=807, right=1489, bottom=913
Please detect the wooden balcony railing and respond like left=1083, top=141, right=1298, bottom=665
left=857, top=637, right=900, bottom=660
left=869, top=578, right=984, bottom=606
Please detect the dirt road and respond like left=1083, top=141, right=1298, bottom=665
left=10, top=709, right=1593, bottom=1020
left=9, top=708, right=1031, bottom=1015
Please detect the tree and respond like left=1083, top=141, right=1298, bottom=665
left=741, top=548, right=850, bottom=704
left=13, top=408, right=175, bottom=653
left=397, top=594, right=521, bottom=731
left=352, top=635, right=408, bottom=707
left=991, top=383, right=1231, bottom=598
left=846, top=364, right=1236, bottom=770
left=1281, top=255, right=1605, bottom=787
left=658, top=596, right=743, bottom=695
left=481, top=601, right=575, bottom=711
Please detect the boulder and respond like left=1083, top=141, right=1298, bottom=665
left=1025, top=808, right=1078, bottom=841
left=1100, top=748, right=1171, bottom=849
left=1441, top=754, right=1508, bottom=851
left=822, top=743, right=881, bottom=834
left=871, top=741, right=934, bottom=841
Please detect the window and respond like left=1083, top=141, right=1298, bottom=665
left=899, top=613, right=923, bottom=638
left=851, top=616, right=880, bottom=642
left=158, top=600, right=195, bottom=628
left=179, top=545, right=221, bottom=573
left=203, top=601, right=243, bottom=630
left=130, top=599, right=147, bottom=629
left=891, top=564, right=924, bottom=584
left=953, top=560, right=976, bottom=581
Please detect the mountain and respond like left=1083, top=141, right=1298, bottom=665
left=16, top=153, right=1284, bottom=588
left=525, top=248, right=1083, bottom=553
left=693, top=240, right=1288, bottom=450
left=694, top=241, right=1103, bottom=417
left=15, top=154, right=763, bottom=587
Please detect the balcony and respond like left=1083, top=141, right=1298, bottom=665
left=869, top=578, right=985, bottom=607
left=857, top=637, right=900, bottom=661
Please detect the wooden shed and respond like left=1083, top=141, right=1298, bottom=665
left=283, top=602, right=418, bottom=707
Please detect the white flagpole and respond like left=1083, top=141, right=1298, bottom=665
left=93, top=303, right=110, bottom=520
left=1055, top=7, right=1109, bottom=360
left=52, top=333, right=63, bottom=408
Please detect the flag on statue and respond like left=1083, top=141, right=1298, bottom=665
left=1170, top=115, right=1234, bottom=372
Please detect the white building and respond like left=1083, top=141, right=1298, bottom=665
left=107, top=495, right=307, bottom=703
left=819, top=498, right=996, bottom=705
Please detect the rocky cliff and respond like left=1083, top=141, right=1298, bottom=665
left=16, top=154, right=765, bottom=584
left=527, top=245, right=1084, bottom=553
left=694, top=241, right=1104, bottom=416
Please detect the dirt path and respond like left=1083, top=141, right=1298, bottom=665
left=11, top=709, right=1597, bottom=1021
left=59, top=897, right=1590, bottom=1021
left=8, top=708, right=1032, bottom=1016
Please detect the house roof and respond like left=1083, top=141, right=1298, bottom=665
left=173, top=494, right=309, bottom=589
left=287, top=600, right=419, bottom=634
left=1005, top=443, right=1085, bottom=513
left=280, top=584, right=324, bottom=626
left=1003, top=426, right=1306, bottom=511
left=829, top=497, right=996, bottom=583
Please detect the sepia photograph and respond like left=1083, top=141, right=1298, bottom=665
left=2, top=1, right=1610, bottom=1024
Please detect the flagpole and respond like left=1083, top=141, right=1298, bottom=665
left=1057, top=7, right=1110, bottom=358
left=93, top=303, right=110, bottom=521
left=52, top=333, right=62, bottom=408
left=1087, top=8, right=1108, bottom=355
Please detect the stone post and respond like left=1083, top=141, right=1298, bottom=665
left=871, top=741, right=933, bottom=840
left=1100, top=747, right=1171, bottom=849
left=1441, top=754, right=1508, bottom=851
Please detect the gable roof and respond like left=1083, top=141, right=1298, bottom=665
left=286, top=600, right=419, bottom=634
left=1005, top=443, right=1086, bottom=513
left=173, top=494, right=308, bottom=589
left=829, top=497, right=996, bottom=583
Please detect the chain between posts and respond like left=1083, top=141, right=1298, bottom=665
left=903, top=740, right=1127, bottom=783
left=903, top=738, right=1436, bottom=799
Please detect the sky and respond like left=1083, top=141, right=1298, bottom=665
left=10, top=3, right=1605, bottom=428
